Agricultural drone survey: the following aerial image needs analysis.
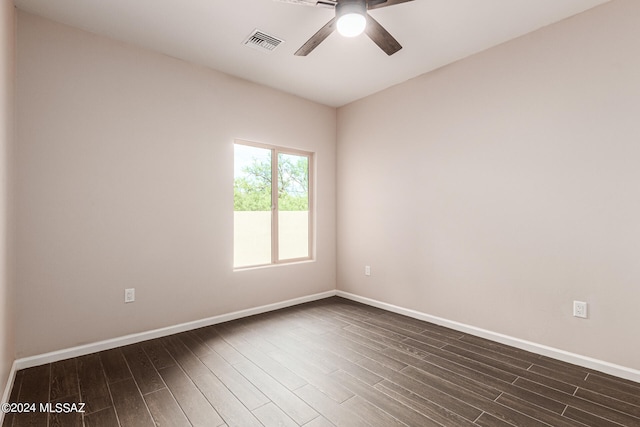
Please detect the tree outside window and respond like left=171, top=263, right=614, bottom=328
left=234, top=141, right=312, bottom=268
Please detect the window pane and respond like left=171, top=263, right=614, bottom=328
left=278, top=153, right=309, bottom=260
left=234, top=144, right=272, bottom=268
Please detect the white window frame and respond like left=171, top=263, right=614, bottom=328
left=233, top=139, right=314, bottom=269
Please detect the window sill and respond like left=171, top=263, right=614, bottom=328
left=233, top=258, right=315, bottom=272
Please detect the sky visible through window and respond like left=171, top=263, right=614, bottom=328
left=234, top=143, right=269, bottom=180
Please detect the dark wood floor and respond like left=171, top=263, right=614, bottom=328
left=3, top=297, right=640, bottom=427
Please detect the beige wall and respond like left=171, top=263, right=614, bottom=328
left=337, top=0, right=640, bottom=370
left=0, top=0, right=15, bottom=397
left=15, top=11, right=336, bottom=358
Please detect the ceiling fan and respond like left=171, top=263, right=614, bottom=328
left=279, top=0, right=414, bottom=56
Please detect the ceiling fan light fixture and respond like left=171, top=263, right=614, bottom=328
left=294, top=0, right=408, bottom=56
left=337, top=13, right=366, bottom=37
left=336, top=0, right=367, bottom=37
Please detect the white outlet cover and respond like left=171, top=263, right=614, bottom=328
left=573, top=301, right=587, bottom=318
left=125, top=288, right=135, bottom=303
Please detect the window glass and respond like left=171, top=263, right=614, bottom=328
left=234, top=144, right=272, bottom=268
left=278, top=153, right=309, bottom=261
left=234, top=142, right=312, bottom=268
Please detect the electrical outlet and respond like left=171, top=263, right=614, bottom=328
left=573, top=301, right=587, bottom=318
left=125, top=288, right=135, bottom=303
left=365, top=265, right=371, bottom=276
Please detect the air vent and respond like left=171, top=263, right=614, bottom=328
left=243, top=30, right=284, bottom=53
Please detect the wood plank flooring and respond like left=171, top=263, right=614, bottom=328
left=3, top=297, right=640, bottom=426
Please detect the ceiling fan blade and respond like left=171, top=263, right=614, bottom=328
left=365, top=14, right=402, bottom=55
left=367, top=0, right=414, bottom=10
left=295, top=17, right=337, bottom=56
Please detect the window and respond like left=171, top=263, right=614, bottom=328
left=233, top=140, right=313, bottom=268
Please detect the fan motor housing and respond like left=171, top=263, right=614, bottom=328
left=336, top=0, right=367, bottom=17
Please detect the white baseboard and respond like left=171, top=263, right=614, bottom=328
left=336, top=290, right=640, bottom=384
left=0, top=360, right=18, bottom=425
left=12, top=290, right=336, bottom=372
left=4, top=287, right=638, bottom=408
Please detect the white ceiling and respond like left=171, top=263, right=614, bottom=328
left=13, top=0, right=610, bottom=107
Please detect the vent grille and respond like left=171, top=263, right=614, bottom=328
left=244, top=30, right=284, bottom=53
